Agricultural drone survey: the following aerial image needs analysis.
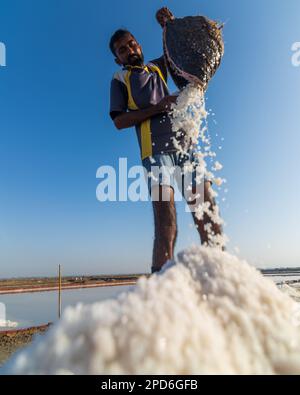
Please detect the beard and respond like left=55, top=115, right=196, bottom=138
left=126, top=52, right=144, bottom=67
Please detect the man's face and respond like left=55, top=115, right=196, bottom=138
left=114, top=33, right=144, bottom=67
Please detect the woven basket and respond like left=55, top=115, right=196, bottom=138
left=163, top=16, right=224, bottom=90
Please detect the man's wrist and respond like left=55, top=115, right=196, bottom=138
left=152, top=103, right=162, bottom=114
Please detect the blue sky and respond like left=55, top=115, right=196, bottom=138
left=0, top=0, right=299, bottom=277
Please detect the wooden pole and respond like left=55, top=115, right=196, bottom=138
left=58, top=264, right=62, bottom=319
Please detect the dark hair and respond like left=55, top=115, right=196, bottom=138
left=109, top=29, right=132, bottom=56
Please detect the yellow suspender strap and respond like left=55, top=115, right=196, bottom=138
left=124, top=70, right=152, bottom=160
left=148, top=64, right=168, bottom=88
left=140, top=119, right=152, bottom=160
left=124, top=70, right=138, bottom=111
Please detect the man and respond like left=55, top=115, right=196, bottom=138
left=109, top=7, right=223, bottom=273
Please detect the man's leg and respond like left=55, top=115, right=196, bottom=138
left=151, top=185, right=177, bottom=273
left=188, top=181, right=223, bottom=246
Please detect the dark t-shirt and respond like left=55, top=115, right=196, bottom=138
left=109, top=56, right=189, bottom=160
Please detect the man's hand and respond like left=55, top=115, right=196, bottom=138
left=156, top=7, right=175, bottom=28
left=156, top=95, right=178, bottom=112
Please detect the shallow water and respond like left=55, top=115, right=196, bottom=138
left=0, top=285, right=134, bottom=329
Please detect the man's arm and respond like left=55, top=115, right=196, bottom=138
left=151, top=8, right=175, bottom=83
left=113, top=95, right=178, bottom=130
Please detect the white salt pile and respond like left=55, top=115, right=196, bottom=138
left=3, top=246, right=300, bottom=375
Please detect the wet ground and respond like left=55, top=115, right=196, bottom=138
left=0, top=324, right=50, bottom=367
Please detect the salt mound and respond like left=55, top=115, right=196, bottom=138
left=3, top=246, right=300, bottom=375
